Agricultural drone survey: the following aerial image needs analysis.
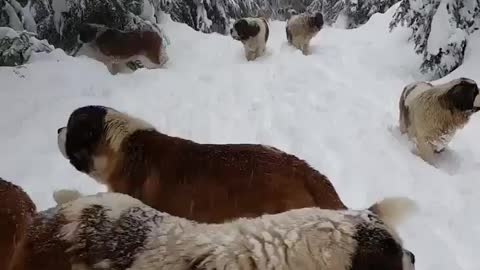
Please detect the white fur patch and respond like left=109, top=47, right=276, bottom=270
left=474, top=94, right=480, bottom=107
left=59, top=192, right=145, bottom=224
left=89, top=155, right=109, bottom=184
left=404, top=82, right=433, bottom=107
left=104, top=108, right=155, bottom=151
left=402, top=251, right=415, bottom=270
left=57, top=127, right=68, bottom=159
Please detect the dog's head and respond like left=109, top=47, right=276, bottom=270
left=77, top=24, right=100, bottom=43
left=348, top=197, right=417, bottom=270
left=349, top=214, right=415, bottom=270
left=57, top=105, right=154, bottom=181
left=444, top=77, right=480, bottom=113
left=309, top=12, right=324, bottom=30
left=230, top=18, right=260, bottom=41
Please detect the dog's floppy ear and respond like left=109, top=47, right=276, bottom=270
left=314, top=12, right=324, bottom=28
left=446, top=79, right=479, bottom=111
left=248, top=21, right=260, bottom=37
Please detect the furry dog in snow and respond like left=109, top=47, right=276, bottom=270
left=230, top=17, right=269, bottom=61
left=399, top=77, right=480, bottom=164
left=286, top=12, right=324, bottom=55
left=77, top=23, right=168, bottom=75
left=56, top=105, right=347, bottom=223
left=0, top=177, right=36, bottom=270
left=10, top=190, right=417, bottom=270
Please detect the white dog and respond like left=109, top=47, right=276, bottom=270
left=286, top=12, right=324, bottom=55
left=399, top=77, right=480, bottom=164
left=230, top=17, right=269, bottom=61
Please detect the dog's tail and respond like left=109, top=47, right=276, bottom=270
left=53, top=189, right=83, bottom=205
left=368, top=197, right=418, bottom=228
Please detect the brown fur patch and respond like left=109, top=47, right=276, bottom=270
left=9, top=210, right=69, bottom=270
left=101, top=129, right=346, bottom=223
left=0, top=178, right=36, bottom=270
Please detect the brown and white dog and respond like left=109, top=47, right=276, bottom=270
left=77, top=23, right=168, bottom=74
left=230, top=17, right=269, bottom=61
left=10, top=191, right=417, bottom=270
left=399, top=77, right=480, bottom=164
left=56, top=105, right=346, bottom=223
left=0, top=178, right=36, bottom=270
left=286, top=12, right=324, bottom=55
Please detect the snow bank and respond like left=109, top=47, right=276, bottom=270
left=0, top=8, right=479, bottom=270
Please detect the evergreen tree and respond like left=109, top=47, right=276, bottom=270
left=390, top=0, right=480, bottom=79
left=0, top=27, right=52, bottom=66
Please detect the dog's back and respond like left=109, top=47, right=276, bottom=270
left=0, top=178, right=35, bottom=270
left=261, top=17, right=269, bottom=42
left=399, top=82, right=433, bottom=134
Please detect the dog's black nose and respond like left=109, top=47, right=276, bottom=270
left=405, top=250, right=415, bottom=264
left=57, top=127, right=64, bottom=134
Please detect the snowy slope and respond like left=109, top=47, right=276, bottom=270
left=1, top=5, right=480, bottom=270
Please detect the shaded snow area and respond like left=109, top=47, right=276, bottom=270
left=1, top=5, right=480, bottom=270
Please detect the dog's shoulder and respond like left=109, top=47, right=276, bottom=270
left=402, top=81, right=434, bottom=107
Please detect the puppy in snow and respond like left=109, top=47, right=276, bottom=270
left=230, top=17, right=269, bottom=61
left=286, top=11, right=324, bottom=55
left=77, top=23, right=168, bottom=75
left=0, top=177, right=36, bottom=270
left=10, top=191, right=417, bottom=270
left=399, top=77, right=480, bottom=164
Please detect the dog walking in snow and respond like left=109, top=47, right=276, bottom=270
left=230, top=17, right=269, bottom=61
left=77, top=23, right=168, bottom=74
left=286, top=11, right=324, bottom=55
left=10, top=190, right=417, bottom=270
left=399, top=77, right=480, bottom=165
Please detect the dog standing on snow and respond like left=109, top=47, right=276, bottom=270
left=10, top=191, right=417, bottom=270
left=286, top=12, right=324, bottom=55
left=77, top=23, right=168, bottom=75
left=230, top=17, right=269, bottom=61
left=56, top=105, right=348, bottom=224
left=399, top=77, right=480, bottom=164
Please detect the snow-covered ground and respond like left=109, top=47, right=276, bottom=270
left=1, top=5, right=480, bottom=270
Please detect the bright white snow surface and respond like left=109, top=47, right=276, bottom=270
left=1, top=5, right=480, bottom=270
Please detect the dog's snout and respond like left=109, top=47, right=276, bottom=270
left=58, top=127, right=65, bottom=135
left=406, top=250, right=415, bottom=264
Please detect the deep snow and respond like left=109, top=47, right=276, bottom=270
left=1, top=5, right=480, bottom=270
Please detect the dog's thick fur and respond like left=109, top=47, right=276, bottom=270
left=77, top=23, right=168, bottom=74
left=399, top=77, right=480, bottom=164
left=230, top=17, right=269, bottom=61
left=10, top=192, right=416, bottom=270
left=57, top=105, right=347, bottom=223
left=0, top=178, right=36, bottom=270
left=286, top=12, right=324, bottom=55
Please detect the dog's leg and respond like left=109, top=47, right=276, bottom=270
left=399, top=111, right=407, bottom=134
left=110, top=62, right=121, bottom=75
left=301, top=39, right=311, bottom=55
left=417, top=138, right=435, bottom=165
left=244, top=46, right=257, bottom=61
